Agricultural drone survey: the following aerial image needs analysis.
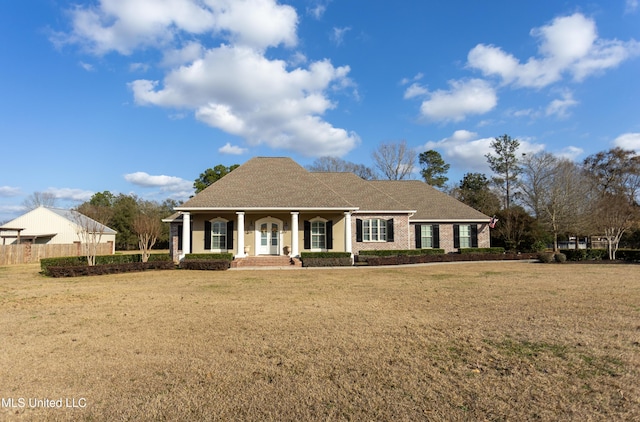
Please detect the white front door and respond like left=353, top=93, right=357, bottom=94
left=258, top=222, right=280, bottom=255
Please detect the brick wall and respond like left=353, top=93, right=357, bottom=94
left=351, top=214, right=411, bottom=255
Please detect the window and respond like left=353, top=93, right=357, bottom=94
left=311, top=220, right=326, bottom=249
left=211, top=221, right=227, bottom=250
left=453, top=224, right=477, bottom=249
left=363, top=218, right=387, bottom=242
left=421, top=225, right=433, bottom=248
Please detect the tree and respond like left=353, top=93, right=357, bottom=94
left=519, top=152, right=592, bottom=251
left=22, top=192, right=57, bottom=210
left=194, top=164, right=240, bottom=193
left=485, top=134, right=522, bottom=209
left=306, top=156, right=377, bottom=180
left=419, top=150, right=449, bottom=189
left=583, top=148, right=640, bottom=259
left=73, top=203, right=114, bottom=266
left=132, top=201, right=163, bottom=263
left=453, top=172, right=501, bottom=215
left=371, top=140, right=417, bottom=180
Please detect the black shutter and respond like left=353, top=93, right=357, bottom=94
left=303, top=221, right=311, bottom=250
left=471, top=224, right=478, bottom=248
left=386, top=219, right=394, bottom=242
left=226, top=220, right=234, bottom=250
left=326, top=221, right=333, bottom=250
left=204, top=221, right=212, bottom=250
left=453, top=224, right=460, bottom=249
left=415, top=225, right=422, bottom=249
left=432, top=225, right=440, bottom=249
left=177, top=225, right=183, bottom=250
left=356, top=218, right=363, bottom=242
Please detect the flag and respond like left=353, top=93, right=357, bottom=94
left=489, top=216, right=498, bottom=228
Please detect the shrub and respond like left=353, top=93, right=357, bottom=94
left=459, top=247, right=505, bottom=255
left=537, top=252, right=555, bottom=264
left=616, top=249, right=640, bottom=262
left=586, top=249, right=607, bottom=260
left=358, top=249, right=444, bottom=256
left=366, top=253, right=538, bottom=266
left=554, top=253, right=567, bottom=263
left=41, top=254, right=174, bottom=276
left=183, top=253, right=234, bottom=261
left=47, top=261, right=175, bottom=278
left=300, top=252, right=352, bottom=267
left=530, top=241, right=547, bottom=252
left=179, top=260, right=230, bottom=270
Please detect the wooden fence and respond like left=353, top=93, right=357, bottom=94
left=0, top=242, right=113, bottom=265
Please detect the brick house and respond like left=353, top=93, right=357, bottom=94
left=165, top=157, right=490, bottom=262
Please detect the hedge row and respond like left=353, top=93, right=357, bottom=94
left=558, top=249, right=607, bottom=261
left=179, top=260, right=230, bottom=270
left=459, top=247, right=505, bottom=255
left=358, top=249, right=445, bottom=257
left=300, top=252, right=352, bottom=267
left=366, top=253, right=539, bottom=266
left=41, top=254, right=171, bottom=276
left=46, top=261, right=175, bottom=278
left=183, top=253, right=234, bottom=261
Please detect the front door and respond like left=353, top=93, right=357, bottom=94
left=259, top=222, right=280, bottom=255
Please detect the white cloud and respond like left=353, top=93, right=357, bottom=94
left=613, top=132, right=640, bottom=151
left=0, top=186, right=21, bottom=197
left=554, top=145, right=584, bottom=161
left=626, top=0, right=639, bottom=14
left=218, top=142, right=248, bottom=155
left=79, top=61, right=94, bottom=71
left=403, top=83, right=428, bottom=99
left=45, top=188, right=94, bottom=202
left=55, top=0, right=298, bottom=54
left=421, top=130, right=544, bottom=172
left=129, top=62, right=149, bottom=72
left=467, top=13, right=640, bottom=88
left=419, top=79, right=497, bottom=122
left=545, top=91, right=578, bottom=118
left=124, top=172, right=192, bottom=192
left=130, top=46, right=359, bottom=156
left=57, top=0, right=357, bottom=158
left=331, top=27, right=351, bottom=46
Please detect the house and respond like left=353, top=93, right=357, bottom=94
left=166, top=157, right=490, bottom=262
left=0, top=206, right=116, bottom=253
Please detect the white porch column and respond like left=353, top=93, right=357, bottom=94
left=180, top=211, right=191, bottom=259
left=344, top=211, right=352, bottom=255
left=236, top=212, right=245, bottom=258
left=290, top=212, right=299, bottom=257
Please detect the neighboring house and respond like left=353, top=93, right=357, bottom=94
left=0, top=206, right=116, bottom=253
left=166, top=157, right=490, bottom=262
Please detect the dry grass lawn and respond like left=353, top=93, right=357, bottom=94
left=0, top=262, right=639, bottom=421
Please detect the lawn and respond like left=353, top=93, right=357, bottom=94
left=0, top=262, right=639, bottom=421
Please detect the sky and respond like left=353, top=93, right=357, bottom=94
left=1, top=0, right=639, bottom=222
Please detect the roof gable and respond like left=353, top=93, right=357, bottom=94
left=179, top=157, right=356, bottom=209
left=371, top=180, right=490, bottom=221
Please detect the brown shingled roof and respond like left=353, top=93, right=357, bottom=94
left=178, top=157, right=356, bottom=210
left=371, top=180, right=490, bottom=221
left=312, top=172, right=414, bottom=212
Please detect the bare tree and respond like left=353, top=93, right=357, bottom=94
left=132, top=203, right=163, bottom=263
left=22, top=192, right=57, bottom=210
left=307, top=156, right=378, bottom=180
left=371, top=140, right=417, bottom=180
left=583, top=148, right=640, bottom=259
left=73, top=204, right=114, bottom=266
left=520, top=153, right=591, bottom=250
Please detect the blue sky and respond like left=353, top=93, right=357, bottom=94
left=1, top=0, right=639, bottom=222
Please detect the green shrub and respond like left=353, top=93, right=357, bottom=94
left=586, top=249, right=607, bottom=260
left=530, top=241, right=547, bottom=252
left=616, top=249, right=640, bottom=262
left=179, top=260, right=230, bottom=270
left=183, top=253, right=234, bottom=261
left=46, top=261, right=175, bottom=278
left=537, top=252, right=555, bottom=263
left=300, top=252, right=352, bottom=267
left=459, top=247, right=505, bottom=255
left=554, top=253, right=567, bottom=263
left=358, top=249, right=444, bottom=257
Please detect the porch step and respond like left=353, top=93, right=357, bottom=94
left=231, top=256, right=302, bottom=268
